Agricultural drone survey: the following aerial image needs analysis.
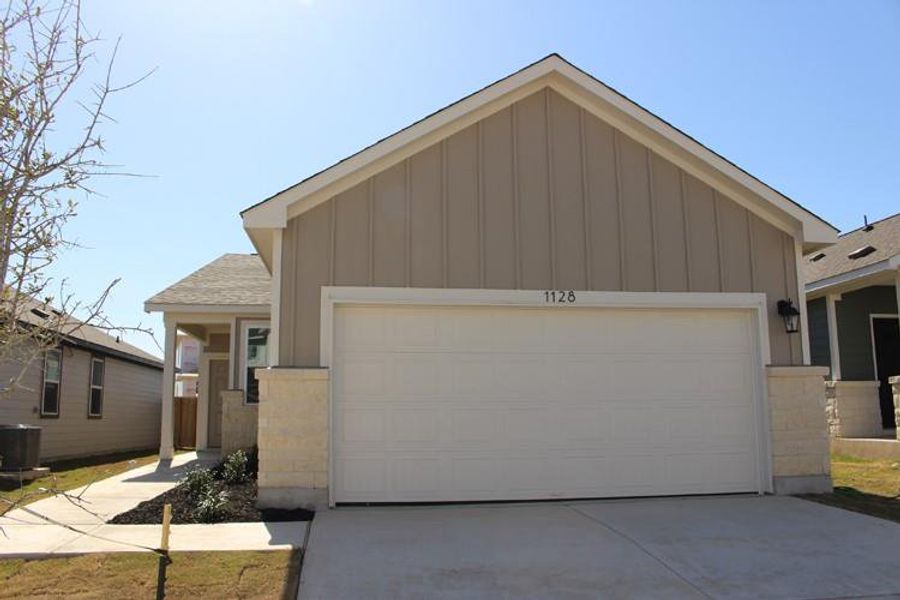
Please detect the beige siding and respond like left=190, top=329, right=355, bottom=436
left=280, top=88, right=802, bottom=367
left=0, top=344, right=161, bottom=461
left=205, top=333, right=230, bottom=354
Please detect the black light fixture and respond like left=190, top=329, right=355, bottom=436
left=777, top=299, right=801, bottom=334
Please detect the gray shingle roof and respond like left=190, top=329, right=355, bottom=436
left=145, top=254, right=271, bottom=307
left=803, top=212, right=900, bottom=285
left=17, top=296, right=162, bottom=367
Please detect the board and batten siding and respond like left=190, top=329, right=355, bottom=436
left=280, top=88, right=803, bottom=367
left=0, top=344, right=162, bottom=460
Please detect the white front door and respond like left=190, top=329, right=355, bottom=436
left=331, top=302, right=763, bottom=503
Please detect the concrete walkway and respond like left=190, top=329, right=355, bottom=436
left=300, top=495, right=900, bottom=600
left=0, top=451, right=307, bottom=557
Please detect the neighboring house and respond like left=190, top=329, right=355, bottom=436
left=0, top=304, right=163, bottom=462
left=804, top=212, right=900, bottom=438
left=146, top=55, right=839, bottom=509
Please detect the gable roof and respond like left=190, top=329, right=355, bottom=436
left=803, top=212, right=900, bottom=290
left=241, top=54, right=837, bottom=267
left=16, top=295, right=162, bottom=368
left=144, top=253, right=271, bottom=311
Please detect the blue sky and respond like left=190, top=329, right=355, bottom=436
left=48, top=0, right=900, bottom=356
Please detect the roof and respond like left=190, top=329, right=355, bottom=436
left=16, top=296, right=162, bottom=368
left=241, top=53, right=838, bottom=267
left=144, top=254, right=271, bottom=310
left=803, top=212, right=900, bottom=287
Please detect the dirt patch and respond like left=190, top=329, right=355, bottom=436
left=110, top=481, right=313, bottom=525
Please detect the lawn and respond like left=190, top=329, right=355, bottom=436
left=0, top=449, right=161, bottom=514
left=801, top=453, right=900, bottom=524
left=0, top=550, right=301, bottom=599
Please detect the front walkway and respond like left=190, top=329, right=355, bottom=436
left=300, top=495, right=900, bottom=600
left=0, top=451, right=307, bottom=557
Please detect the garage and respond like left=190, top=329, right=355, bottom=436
left=329, top=292, right=768, bottom=503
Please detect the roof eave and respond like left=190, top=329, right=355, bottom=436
left=241, top=54, right=839, bottom=251
left=143, top=302, right=271, bottom=315
left=805, top=253, right=900, bottom=298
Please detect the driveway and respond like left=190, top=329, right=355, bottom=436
left=299, top=495, right=900, bottom=600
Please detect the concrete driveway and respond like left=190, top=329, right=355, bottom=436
left=299, top=495, right=900, bottom=600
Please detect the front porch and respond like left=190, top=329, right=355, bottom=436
left=156, top=312, right=271, bottom=459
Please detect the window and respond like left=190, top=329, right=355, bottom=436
left=41, top=349, right=62, bottom=417
left=88, top=357, right=104, bottom=417
left=240, top=321, right=270, bottom=404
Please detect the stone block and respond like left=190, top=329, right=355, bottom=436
left=256, top=368, right=330, bottom=509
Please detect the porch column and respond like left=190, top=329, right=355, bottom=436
left=195, top=351, right=210, bottom=450
left=159, top=317, right=177, bottom=460
left=825, top=294, right=841, bottom=380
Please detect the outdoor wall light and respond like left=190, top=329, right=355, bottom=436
left=777, top=299, right=801, bottom=334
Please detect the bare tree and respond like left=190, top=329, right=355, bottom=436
left=0, top=0, right=152, bottom=391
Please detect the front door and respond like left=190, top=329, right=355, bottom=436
left=873, top=317, right=900, bottom=429
left=207, top=359, right=229, bottom=448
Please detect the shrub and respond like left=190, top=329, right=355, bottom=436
left=182, top=467, right=215, bottom=500
left=220, top=449, right=250, bottom=485
left=193, top=487, right=229, bottom=523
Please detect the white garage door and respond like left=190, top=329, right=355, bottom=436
left=332, top=303, right=762, bottom=503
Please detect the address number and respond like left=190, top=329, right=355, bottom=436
left=544, top=290, right=576, bottom=303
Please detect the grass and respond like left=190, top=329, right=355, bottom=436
left=0, top=550, right=302, bottom=599
left=801, top=453, right=900, bottom=523
left=0, top=449, right=161, bottom=513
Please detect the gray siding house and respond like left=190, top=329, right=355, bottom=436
left=148, top=55, right=840, bottom=508
left=804, top=212, right=900, bottom=437
left=0, top=308, right=163, bottom=461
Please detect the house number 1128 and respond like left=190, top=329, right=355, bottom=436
left=544, top=290, right=576, bottom=303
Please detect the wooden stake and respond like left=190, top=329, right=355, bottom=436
left=156, top=503, right=173, bottom=600
left=160, top=503, right=172, bottom=551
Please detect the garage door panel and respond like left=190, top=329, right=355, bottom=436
left=332, top=304, right=761, bottom=502
left=341, top=457, right=387, bottom=495
left=388, top=355, right=443, bottom=396
left=449, top=409, right=499, bottom=442
left=390, top=408, right=439, bottom=443
left=340, top=408, right=386, bottom=443
left=392, top=458, right=441, bottom=494
left=337, top=356, right=387, bottom=397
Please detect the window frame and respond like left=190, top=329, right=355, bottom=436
left=40, top=348, right=63, bottom=418
left=239, top=320, right=270, bottom=405
left=87, top=355, right=105, bottom=418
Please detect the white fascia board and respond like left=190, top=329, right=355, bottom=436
left=244, top=227, right=275, bottom=272
left=143, top=303, right=271, bottom=315
left=241, top=55, right=838, bottom=249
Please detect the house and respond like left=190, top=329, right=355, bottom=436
left=804, top=212, right=900, bottom=439
left=146, top=55, right=840, bottom=509
left=0, top=302, right=163, bottom=462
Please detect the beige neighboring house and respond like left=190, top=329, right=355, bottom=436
left=0, top=304, right=163, bottom=462
left=146, top=54, right=840, bottom=510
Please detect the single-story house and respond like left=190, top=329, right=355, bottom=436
left=146, top=54, right=840, bottom=509
left=0, top=302, right=163, bottom=462
left=804, top=212, right=900, bottom=438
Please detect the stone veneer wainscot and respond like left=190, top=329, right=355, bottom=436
left=255, top=367, right=329, bottom=509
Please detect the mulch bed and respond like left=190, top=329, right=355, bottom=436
left=109, top=481, right=313, bottom=525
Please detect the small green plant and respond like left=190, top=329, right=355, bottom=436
left=182, top=467, right=215, bottom=499
left=193, top=487, right=229, bottom=523
left=220, top=450, right=250, bottom=485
